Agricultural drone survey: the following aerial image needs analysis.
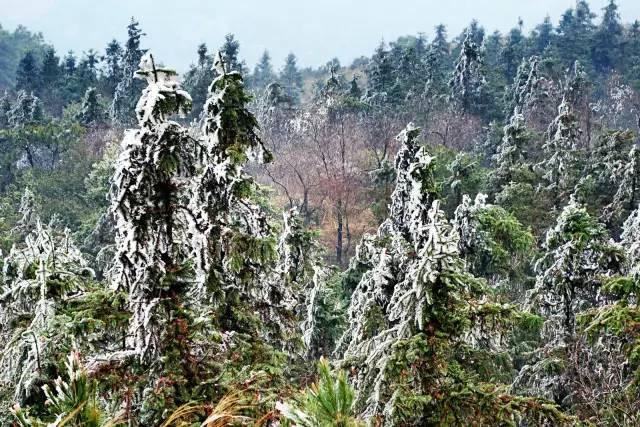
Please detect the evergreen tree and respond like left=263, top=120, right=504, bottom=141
left=38, top=47, right=61, bottom=113
left=592, top=0, right=623, bottom=73
left=109, top=52, right=195, bottom=361
left=77, top=49, right=99, bottom=89
left=0, top=191, right=93, bottom=408
left=516, top=200, right=623, bottom=403
left=453, top=193, right=534, bottom=286
left=0, top=90, right=11, bottom=127
left=489, top=109, right=531, bottom=196
left=252, top=50, right=276, bottom=92
left=504, top=55, right=546, bottom=118
left=110, top=18, right=146, bottom=125
left=448, top=31, right=487, bottom=115
left=422, top=25, right=450, bottom=102
left=184, top=43, right=215, bottom=117
left=220, top=33, right=246, bottom=74
left=556, top=1, right=596, bottom=68
left=606, top=144, right=640, bottom=225
left=62, top=50, right=76, bottom=76
left=39, top=47, right=60, bottom=87
left=365, top=41, right=394, bottom=101
left=623, top=20, right=640, bottom=89
left=335, top=123, right=576, bottom=425
left=501, top=19, right=527, bottom=80
left=76, top=86, right=105, bottom=126
left=536, top=98, right=581, bottom=209
left=182, top=43, right=214, bottom=118
left=15, top=51, right=40, bottom=94
left=279, top=52, right=303, bottom=104
left=531, top=15, right=554, bottom=55
left=102, top=39, right=123, bottom=95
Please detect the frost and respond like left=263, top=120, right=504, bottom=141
left=334, top=124, right=481, bottom=422
left=0, top=191, right=91, bottom=403
left=514, top=199, right=624, bottom=401
left=108, top=52, right=198, bottom=361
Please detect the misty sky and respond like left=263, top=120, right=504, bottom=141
left=2, top=0, right=640, bottom=73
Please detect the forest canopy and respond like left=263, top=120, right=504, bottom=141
left=1, top=1, right=640, bottom=425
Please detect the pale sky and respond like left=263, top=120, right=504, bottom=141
left=1, top=0, right=639, bottom=73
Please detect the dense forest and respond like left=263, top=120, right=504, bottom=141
left=1, top=0, right=640, bottom=425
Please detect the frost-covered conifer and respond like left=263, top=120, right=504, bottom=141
left=0, top=90, right=12, bottom=126
left=504, top=56, right=546, bottom=118
left=606, top=145, right=640, bottom=223
left=276, top=207, right=341, bottom=358
left=515, top=200, right=624, bottom=402
left=1, top=191, right=91, bottom=405
left=109, top=52, right=196, bottom=360
left=574, top=130, right=636, bottom=226
left=536, top=98, right=581, bottom=208
left=531, top=200, right=621, bottom=339
left=448, top=31, right=487, bottom=114
left=77, top=86, right=104, bottom=126
left=335, top=124, right=572, bottom=425
left=189, top=51, right=272, bottom=291
left=453, top=193, right=533, bottom=285
left=8, top=91, right=43, bottom=127
left=110, top=18, right=146, bottom=125
left=621, top=206, right=640, bottom=278
left=490, top=108, right=531, bottom=197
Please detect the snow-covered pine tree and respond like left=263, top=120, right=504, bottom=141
left=453, top=193, right=534, bottom=290
left=515, top=200, right=624, bottom=403
left=77, top=86, right=105, bottom=126
left=605, top=144, right=640, bottom=226
left=8, top=91, right=43, bottom=128
left=0, top=190, right=92, bottom=411
left=621, top=206, right=640, bottom=279
left=0, top=91, right=11, bottom=127
left=536, top=97, right=582, bottom=210
left=574, top=205, right=640, bottom=424
left=251, top=50, right=276, bottom=92
left=335, top=124, right=576, bottom=426
left=182, top=43, right=215, bottom=119
left=110, top=18, right=146, bottom=125
left=488, top=108, right=544, bottom=227
left=109, top=52, right=196, bottom=362
left=186, top=51, right=302, bottom=357
left=503, top=56, right=546, bottom=119
left=280, top=53, right=304, bottom=105
left=276, top=207, right=342, bottom=358
left=572, top=128, right=640, bottom=233
left=448, top=31, right=487, bottom=115
left=490, top=107, right=531, bottom=195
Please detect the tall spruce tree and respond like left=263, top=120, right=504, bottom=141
left=335, top=124, right=576, bottom=425
left=219, top=33, right=246, bottom=75
left=102, top=39, right=123, bottom=96
left=252, top=50, right=276, bottom=92
left=109, top=52, right=195, bottom=361
left=110, top=18, right=146, bottom=125
left=182, top=43, right=214, bottom=119
left=592, top=0, right=623, bottom=73
left=516, top=200, right=624, bottom=404
left=15, top=51, right=40, bottom=94
left=280, top=52, right=304, bottom=104
left=77, top=86, right=105, bottom=126
left=449, top=31, right=487, bottom=115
